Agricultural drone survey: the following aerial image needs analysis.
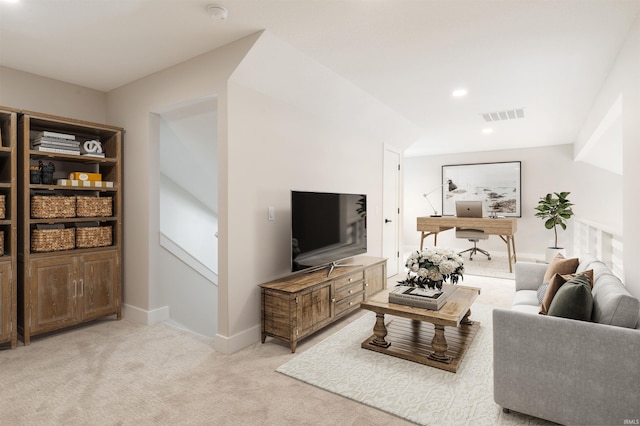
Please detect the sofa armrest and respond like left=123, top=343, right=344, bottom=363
left=493, top=308, right=640, bottom=425
left=514, top=261, right=547, bottom=291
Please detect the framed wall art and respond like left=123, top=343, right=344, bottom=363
left=441, top=161, right=521, bottom=217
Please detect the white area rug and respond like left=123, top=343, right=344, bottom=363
left=277, top=304, right=547, bottom=425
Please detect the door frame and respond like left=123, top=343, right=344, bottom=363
left=382, top=144, right=402, bottom=277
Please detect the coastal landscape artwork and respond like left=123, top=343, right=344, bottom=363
left=442, top=161, right=521, bottom=217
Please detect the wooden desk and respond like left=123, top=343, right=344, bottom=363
left=417, top=216, right=517, bottom=272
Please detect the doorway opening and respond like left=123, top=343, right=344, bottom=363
left=158, top=96, right=219, bottom=337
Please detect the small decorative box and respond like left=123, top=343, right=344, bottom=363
left=69, top=172, right=102, bottom=181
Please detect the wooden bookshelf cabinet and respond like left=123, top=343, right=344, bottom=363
left=27, top=250, right=120, bottom=335
left=17, top=111, right=123, bottom=345
left=259, top=256, right=386, bottom=352
left=0, top=107, right=18, bottom=349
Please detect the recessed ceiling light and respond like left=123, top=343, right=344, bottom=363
left=482, top=128, right=494, bottom=134
left=452, top=89, right=468, bottom=97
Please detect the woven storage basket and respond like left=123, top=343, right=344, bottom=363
left=31, top=195, right=76, bottom=219
left=76, top=196, right=112, bottom=217
left=76, top=226, right=112, bottom=248
left=31, top=228, right=75, bottom=252
left=0, top=195, right=5, bottom=219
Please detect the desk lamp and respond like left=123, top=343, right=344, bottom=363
left=423, top=179, right=457, bottom=217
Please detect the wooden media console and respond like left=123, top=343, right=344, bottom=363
left=259, top=256, right=386, bottom=352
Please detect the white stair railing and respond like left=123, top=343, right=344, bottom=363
left=160, top=231, right=218, bottom=285
left=573, top=218, right=623, bottom=278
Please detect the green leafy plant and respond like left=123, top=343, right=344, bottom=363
left=534, top=192, right=574, bottom=249
left=356, top=195, right=366, bottom=218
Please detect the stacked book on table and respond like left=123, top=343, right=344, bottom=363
left=31, top=131, right=80, bottom=155
left=389, top=285, right=450, bottom=310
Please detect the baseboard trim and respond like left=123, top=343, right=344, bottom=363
left=123, top=304, right=170, bottom=325
left=214, top=324, right=261, bottom=355
left=123, top=305, right=263, bottom=355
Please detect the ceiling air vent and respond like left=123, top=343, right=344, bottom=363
left=481, top=108, right=525, bottom=123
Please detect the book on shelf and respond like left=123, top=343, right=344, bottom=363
left=32, top=138, right=81, bottom=147
left=34, top=130, right=76, bottom=141
left=32, top=142, right=81, bottom=152
left=389, top=285, right=450, bottom=310
left=32, top=146, right=80, bottom=155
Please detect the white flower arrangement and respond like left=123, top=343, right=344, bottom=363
left=399, top=247, right=464, bottom=289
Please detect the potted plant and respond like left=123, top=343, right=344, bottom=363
left=534, top=191, right=574, bottom=262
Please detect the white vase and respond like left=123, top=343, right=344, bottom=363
left=545, top=247, right=566, bottom=263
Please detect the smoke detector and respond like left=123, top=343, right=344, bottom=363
left=207, top=4, right=228, bottom=20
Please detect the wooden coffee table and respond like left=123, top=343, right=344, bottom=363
left=359, top=284, right=481, bottom=373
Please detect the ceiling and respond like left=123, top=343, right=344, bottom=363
left=1, top=0, right=638, bottom=159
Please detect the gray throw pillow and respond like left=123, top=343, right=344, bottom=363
left=547, top=275, right=593, bottom=321
left=537, top=282, right=549, bottom=305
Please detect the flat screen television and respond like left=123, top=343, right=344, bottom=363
left=291, top=190, right=367, bottom=274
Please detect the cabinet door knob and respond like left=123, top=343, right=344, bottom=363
left=331, top=298, right=336, bottom=303
left=348, top=278, right=352, bottom=282
left=348, top=289, right=353, bottom=294
left=349, top=301, right=353, bottom=306
left=365, top=282, right=369, bottom=287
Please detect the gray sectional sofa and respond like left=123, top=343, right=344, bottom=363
left=493, top=255, right=640, bottom=425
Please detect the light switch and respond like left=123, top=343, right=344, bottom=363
left=268, top=206, right=275, bottom=221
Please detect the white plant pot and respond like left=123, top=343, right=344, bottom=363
left=545, top=247, right=566, bottom=263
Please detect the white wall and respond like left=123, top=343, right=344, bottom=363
left=159, top=98, right=218, bottom=213
left=158, top=246, right=218, bottom=338
left=1, top=32, right=421, bottom=353
left=224, top=83, right=386, bottom=341
left=106, top=30, right=421, bottom=353
left=577, top=15, right=640, bottom=298
left=0, top=66, right=107, bottom=123
left=106, top=34, right=257, bottom=332
left=403, top=144, right=622, bottom=259
left=160, top=174, right=218, bottom=275
left=220, top=31, right=422, bottom=351
left=3, top=15, right=637, bottom=346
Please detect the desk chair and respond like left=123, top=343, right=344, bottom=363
left=456, top=228, right=491, bottom=260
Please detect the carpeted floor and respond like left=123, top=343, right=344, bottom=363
left=458, top=254, right=515, bottom=279
left=0, top=274, right=524, bottom=425
left=1, top=316, right=409, bottom=426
